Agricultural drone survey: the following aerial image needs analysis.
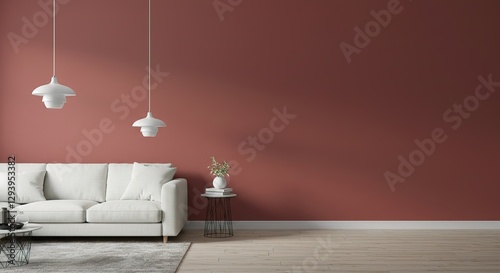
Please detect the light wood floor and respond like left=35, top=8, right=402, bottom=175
left=170, top=229, right=500, bottom=273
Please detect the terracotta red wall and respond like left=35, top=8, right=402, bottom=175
left=1, top=0, right=500, bottom=220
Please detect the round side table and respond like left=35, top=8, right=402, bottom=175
left=0, top=223, right=43, bottom=267
left=201, top=193, right=237, bottom=238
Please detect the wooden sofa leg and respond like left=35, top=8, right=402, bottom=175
left=163, top=236, right=168, bottom=244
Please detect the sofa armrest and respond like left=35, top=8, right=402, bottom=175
left=161, top=178, right=188, bottom=236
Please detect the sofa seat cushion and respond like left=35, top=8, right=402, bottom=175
left=86, top=200, right=161, bottom=223
left=15, top=200, right=98, bottom=223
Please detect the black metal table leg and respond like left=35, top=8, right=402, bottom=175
left=203, top=195, right=235, bottom=238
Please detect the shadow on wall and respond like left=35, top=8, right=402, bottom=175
left=177, top=173, right=211, bottom=220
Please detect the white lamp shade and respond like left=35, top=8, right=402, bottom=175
left=32, top=76, right=76, bottom=109
left=132, top=111, right=166, bottom=137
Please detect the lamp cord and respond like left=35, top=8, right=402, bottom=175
left=53, top=0, right=56, bottom=77
left=148, top=0, right=151, bottom=112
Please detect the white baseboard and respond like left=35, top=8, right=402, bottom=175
left=185, top=221, right=500, bottom=230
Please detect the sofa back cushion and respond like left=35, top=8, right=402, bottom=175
left=44, top=164, right=108, bottom=202
left=106, top=163, right=172, bottom=201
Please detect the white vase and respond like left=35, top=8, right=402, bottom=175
left=213, top=177, right=227, bottom=189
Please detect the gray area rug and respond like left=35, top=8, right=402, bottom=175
left=5, top=241, right=190, bottom=272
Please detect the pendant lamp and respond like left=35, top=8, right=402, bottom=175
left=133, top=0, right=166, bottom=137
left=32, top=0, right=75, bottom=109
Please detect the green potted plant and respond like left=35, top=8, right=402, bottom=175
left=207, top=157, right=231, bottom=189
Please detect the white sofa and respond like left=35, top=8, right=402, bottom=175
left=0, top=163, right=187, bottom=243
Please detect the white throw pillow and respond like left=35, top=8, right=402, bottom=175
left=120, top=163, right=176, bottom=201
left=0, top=171, right=46, bottom=203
